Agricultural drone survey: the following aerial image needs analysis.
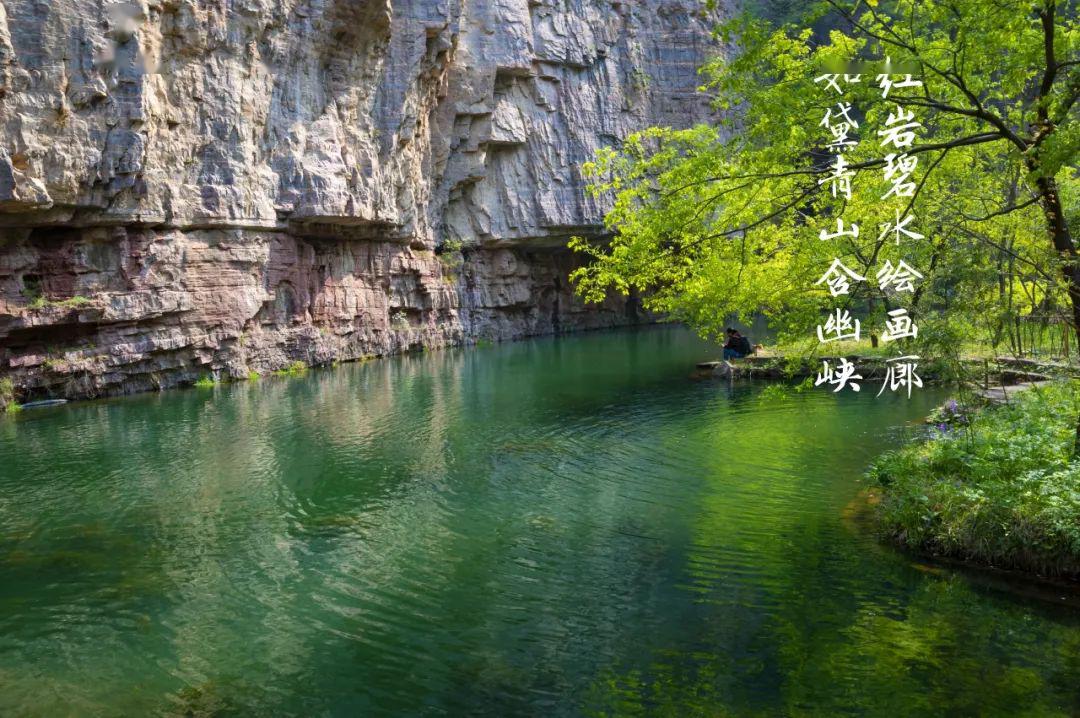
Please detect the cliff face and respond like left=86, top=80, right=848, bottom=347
left=0, top=0, right=719, bottom=400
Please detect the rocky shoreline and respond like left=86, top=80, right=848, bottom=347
left=692, top=353, right=1075, bottom=387
left=1, top=237, right=643, bottom=405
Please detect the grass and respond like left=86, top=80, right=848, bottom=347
left=246, top=370, right=260, bottom=382
left=0, top=378, right=19, bottom=413
left=774, top=331, right=1080, bottom=366
left=193, top=376, right=218, bottom=389
left=26, top=295, right=91, bottom=311
left=868, top=380, right=1080, bottom=578
left=753, top=332, right=1077, bottom=385
left=773, top=337, right=970, bottom=362
left=272, top=360, right=308, bottom=377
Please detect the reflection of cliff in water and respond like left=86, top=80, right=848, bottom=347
left=5, top=328, right=1080, bottom=715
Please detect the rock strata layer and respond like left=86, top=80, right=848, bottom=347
left=0, top=0, right=720, bottom=400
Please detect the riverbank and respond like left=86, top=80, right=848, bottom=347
left=694, top=351, right=1069, bottom=387
left=6, top=327, right=1080, bottom=713
left=868, top=380, right=1080, bottom=580
left=0, top=242, right=647, bottom=409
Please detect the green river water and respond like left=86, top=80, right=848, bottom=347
left=1, top=326, right=1079, bottom=716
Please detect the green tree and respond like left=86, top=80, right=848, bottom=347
left=570, top=0, right=1079, bottom=435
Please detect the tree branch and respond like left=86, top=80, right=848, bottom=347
left=1052, top=70, right=1080, bottom=125
left=890, top=94, right=1029, bottom=150
left=687, top=132, right=1004, bottom=187
left=1037, top=0, right=1058, bottom=124
left=825, top=0, right=1028, bottom=150
left=959, top=195, right=1041, bottom=222
left=954, top=225, right=1061, bottom=285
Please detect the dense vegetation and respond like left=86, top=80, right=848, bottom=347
left=569, top=0, right=1080, bottom=576
left=870, top=382, right=1080, bottom=577
left=571, top=0, right=1080, bottom=362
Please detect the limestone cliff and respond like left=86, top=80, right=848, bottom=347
left=0, top=0, right=721, bottom=400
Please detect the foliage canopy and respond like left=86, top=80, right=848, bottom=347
left=571, top=0, right=1080, bottom=356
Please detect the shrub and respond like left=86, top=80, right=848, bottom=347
left=0, top=378, right=19, bottom=412
left=272, top=360, right=308, bottom=377
left=390, top=311, right=411, bottom=332
left=870, top=381, right=1080, bottom=577
left=437, top=239, right=465, bottom=275
left=25, top=294, right=91, bottom=311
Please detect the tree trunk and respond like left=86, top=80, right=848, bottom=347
left=1034, top=172, right=1080, bottom=457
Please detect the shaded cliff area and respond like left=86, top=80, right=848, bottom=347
left=0, top=0, right=722, bottom=400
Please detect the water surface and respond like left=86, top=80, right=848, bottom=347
left=2, top=327, right=1079, bottom=716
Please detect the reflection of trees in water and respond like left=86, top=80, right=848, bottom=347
left=11, top=329, right=1075, bottom=714
left=585, top=577, right=1080, bottom=716
left=582, top=393, right=1080, bottom=716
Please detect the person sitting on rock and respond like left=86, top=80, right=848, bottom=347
left=722, top=328, right=753, bottom=360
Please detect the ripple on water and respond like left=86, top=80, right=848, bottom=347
left=1, top=328, right=1079, bottom=715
